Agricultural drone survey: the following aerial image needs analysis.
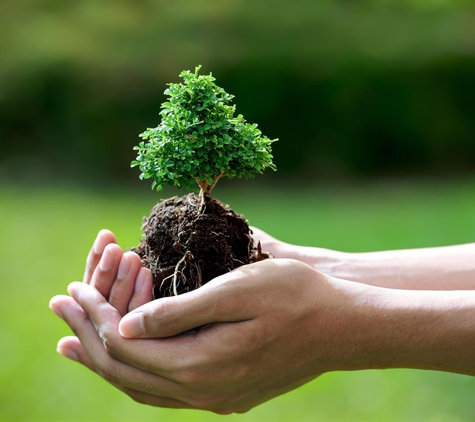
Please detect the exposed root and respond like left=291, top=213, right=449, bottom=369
left=132, top=193, right=272, bottom=299
left=173, top=252, right=192, bottom=296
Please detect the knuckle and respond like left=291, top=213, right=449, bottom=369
left=98, top=328, right=120, bottom=359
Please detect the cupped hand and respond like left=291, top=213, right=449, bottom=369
left=50, top=258, right=364, bottom=414
left=82, top=229, right=153, bottom=315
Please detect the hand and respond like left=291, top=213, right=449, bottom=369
left=251, top=227, right=349, bottom=278
left=83, top=229, right=153, bottom=315
left=251, top=227, right=475, bottom=290
left=50, top=258, right=365, bottom=413
left=50, top=241, right=475, bottom=413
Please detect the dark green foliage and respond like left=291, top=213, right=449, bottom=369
left=3, top=2, right=475, bottom=185
left=132, top=66, right=276, bottom=195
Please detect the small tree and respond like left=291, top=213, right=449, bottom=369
left=132, top=65, right=277, bottom=203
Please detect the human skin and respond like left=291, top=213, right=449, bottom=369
left=49, top=230, right=475, bottom=414
left=81, top=229, right=153, bottom=316
left=251, top=227, right=475, bottom=290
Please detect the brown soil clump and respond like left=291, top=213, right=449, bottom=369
left=133, top=193, right=270, bottom=299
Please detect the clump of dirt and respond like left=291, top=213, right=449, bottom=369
left=133, top=193, right=271, bottom=299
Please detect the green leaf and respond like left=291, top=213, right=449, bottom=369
left=131, top=66, right=277, bottom=194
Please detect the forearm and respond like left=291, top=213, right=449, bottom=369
left=282, top=242, right=475, bottom=290
left=334, top=286, right=475, bottom=376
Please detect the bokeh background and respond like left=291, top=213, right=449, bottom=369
left=2, top=0, right=475, bottom=421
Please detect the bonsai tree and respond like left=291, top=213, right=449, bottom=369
left=132, top=65, right=276, bottom=204
left=131, top=66, right=277, bottom=298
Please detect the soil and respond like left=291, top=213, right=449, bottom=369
left=132, top=193, right=271, bottom=299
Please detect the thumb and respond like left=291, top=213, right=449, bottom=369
left=118, top=268, right=256, bottom=339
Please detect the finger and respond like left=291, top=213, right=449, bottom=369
left=84, top=230, right=117, bottom=284
left=49, top=293, right=183, bottom=399
left=57, top=335, right=95, bottom=366
left=128, top=267, right=154, bottom=312
left=118, top=264, right=261, bottom=339
left=108, top=252, right=142, bottom=316
left=67, top=282, right=210, bottom=375
left=56, top=336, right=191, bottom=409
left=90, top=243, right=123, bottom=299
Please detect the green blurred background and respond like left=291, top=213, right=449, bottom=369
left=2, top=0, right=475, bottom=421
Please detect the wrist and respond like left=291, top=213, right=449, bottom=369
left=284, top=244, right=353, bottom=279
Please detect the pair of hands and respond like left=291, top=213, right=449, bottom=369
left=50, top=229, right=357, bottom=413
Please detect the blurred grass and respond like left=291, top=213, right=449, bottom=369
left=1, top=178, right=475, bottom=421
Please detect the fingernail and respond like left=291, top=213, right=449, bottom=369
left=119, top=312, right=145, bottom=338
left=117, top=255, right=131, bottom=280
left=99, top=248, right=114, bottom=272
left=93, top=232, right=107, bottom=255
left=135, top=268, right=147, bottom=292
left=49, top=301, right=64, bottom=319
left=58, top=346, right=78, bottom=362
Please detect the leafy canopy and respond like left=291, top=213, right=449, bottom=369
left=132, top=65, right=277, bottom=196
